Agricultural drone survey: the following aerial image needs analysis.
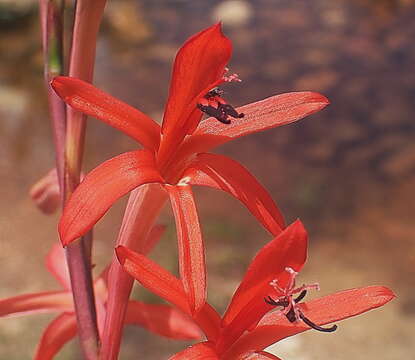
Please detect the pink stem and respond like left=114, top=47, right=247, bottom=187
left=100, top=184, right=168, bottom=360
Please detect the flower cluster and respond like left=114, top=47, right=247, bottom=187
left=0, top=24, right=394, bottom=359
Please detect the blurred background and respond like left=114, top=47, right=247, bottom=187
left=1, top=0, right=414, bottom=358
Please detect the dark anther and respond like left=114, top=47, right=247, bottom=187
left=197, top=104, right=231, bottom=124
left=285, top=307, right=297, bottom=323
left=219, top=104, right=245, bottom=119
left=299, top=313, right=338, bottom=333
left=205, top=87, right=224, bottom=98
left=264, top=296, right=288, bottom=307
left=198, top=87, right=245, bottom=124
left=294, top=290, right=307, bottom=303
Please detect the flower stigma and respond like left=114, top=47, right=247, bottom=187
left=264, top=267, right=338, bottom=333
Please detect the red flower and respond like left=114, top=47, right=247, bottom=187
left=52, top=23, right=329, bottom=314
left=0, top=228, right=201, bottom=360
left=116, top=220, right=395, bottom=359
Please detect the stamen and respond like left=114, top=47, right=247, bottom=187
left=223, top=73, right=241, bottom=82
left=294, top=290, right=307, bottom=303
left=299, top=313, right=338, bottom=333
left=197, top=84, right=244, bottom=124
left=222, top=67, right=242, bottom=82
left=265, top=267, right=338, bottom=333
left=264, top=296, right=288, bottom=307
left=285, top=307, right=297, bottom=323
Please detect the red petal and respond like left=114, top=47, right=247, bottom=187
left=29, top=168, right=60, bottom=214
left=193, top=303, right=222, bottom=342
left=167, top=184, right=207, bottom=314
left=0, top=291, right=73, bottom=317
left=125, top=300, right=202, bottom=340
left=225, top=286, right=395, bottom=358
left=169, top=342, right=219, bottom=360
left=180, top=92, right=329, bottom=156
left=222, top=220, right=307, bottom=328
left=183, top=153, right=284, bottom=235
left=46, top=243, right=71, bottom=290
left=142, top=224, right=167, bottom=255
left=59, top=149, right=163, bottom=246
left=161, top=23, right=231, bottom=136
left=34, top=313, right=77, bottom=360
left=238, top=352, right=282, bottom=360
left=51, top=76, right=161, bottom=150
left=115, top=246, right=190, bottom=314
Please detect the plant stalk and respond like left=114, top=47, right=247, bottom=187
left=62, top=1, right=107, bottom=358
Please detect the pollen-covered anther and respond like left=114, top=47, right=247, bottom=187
left=266, top=267, right=337, bottom=333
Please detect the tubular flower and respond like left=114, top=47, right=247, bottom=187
left=52, top=23, right=329, bottom=313
left=0, top=230, right=201, bottom=360
left=116, top=220, right=395, bottom=359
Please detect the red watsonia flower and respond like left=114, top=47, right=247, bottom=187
left=116, top=220, right=395, bottom=359
left=0, top=228, right=201, bottom=360
left=52, top=23, right=329, bottom=315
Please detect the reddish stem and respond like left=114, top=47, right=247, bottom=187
left=63, top=1, right=107, bottom=359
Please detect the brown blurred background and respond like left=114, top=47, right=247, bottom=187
left=1, top=0, right=414, bottom=358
